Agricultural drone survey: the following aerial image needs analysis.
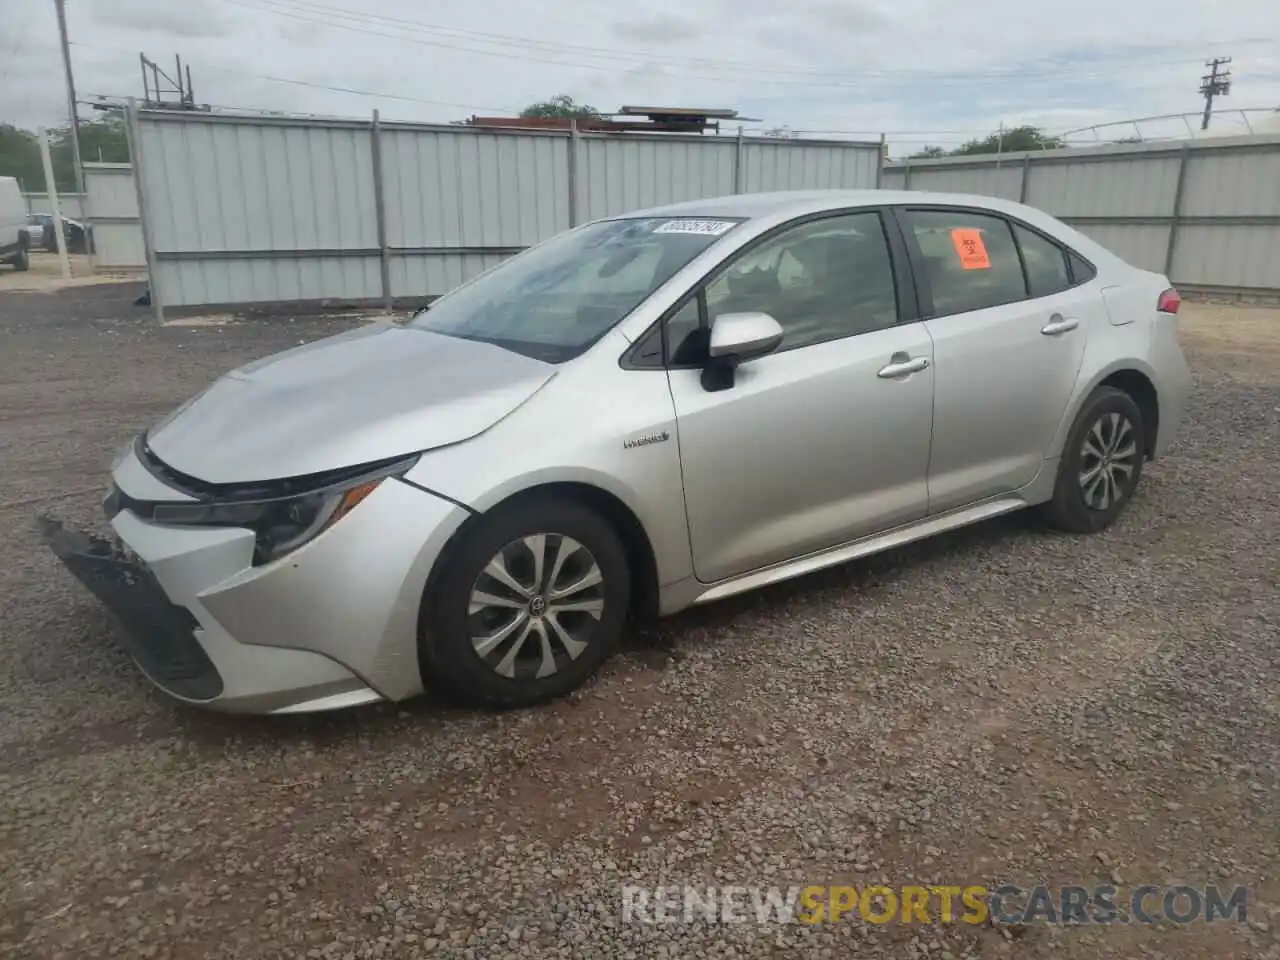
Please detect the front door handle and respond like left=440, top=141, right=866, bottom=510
left=1041, top=315, right=1079, bottom=336
left=877, top=355, right=930, bottom=379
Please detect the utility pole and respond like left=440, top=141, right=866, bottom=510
left=38, top=128, right=72, bottom=278
left=53, top=0, right=86, bottom=195
left=1199, top=56, right=1233, bottom=131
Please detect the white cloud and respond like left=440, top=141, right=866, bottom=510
left=2, top=0, right=1277, bottom=155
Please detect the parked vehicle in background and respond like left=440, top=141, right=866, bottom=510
left=26, top=213, right=91, bottom=254
left=26, top=215, right=53, bottom=251
left=40, top=189, right=1192, bottom=716
left=0, top=177, right=31, bottom=271
left=23, top=219, right=47, bottom=251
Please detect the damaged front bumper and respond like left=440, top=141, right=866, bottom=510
left=38, top=514, right=224, bottom=700
left=36, top=448, right=473, bottom=714
left=38, top=509, right=394, bottom=713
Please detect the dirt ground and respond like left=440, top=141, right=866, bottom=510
left=0, top=251, right=140, bottom=294
left=0, top=284, right=1277, bottom=959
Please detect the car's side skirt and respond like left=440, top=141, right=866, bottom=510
left=684, top=495, right=1030, bottom=608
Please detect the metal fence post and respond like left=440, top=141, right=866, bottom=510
left=875, top=133, right=886, bottom=188
left=124, top=98, right=164, bottom=324
left=1019, top=153, right=1031, bottom=203
left=734, top=125, right=745, bottom=193
left=567, top=119, right=580, bottom=227
left=1164, top=142, right=1193, bottom=280
left=369, top=110, right=392, bottom=312
left=903, top=159, right=912, bottom=191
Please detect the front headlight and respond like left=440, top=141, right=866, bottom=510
left=151, top=454, right=419, bottom=564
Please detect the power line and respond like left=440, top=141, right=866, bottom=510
left=230, top=72, right=513, bottom=113
left=248, top=0, right=1277, bottom=83
left=217, top=0, right=1276, bottom=90
left=235, top=0, right=1121, bottom=81
left=68, top=41, right=514, bottom=113
left=53, top=0, right=86, bottom=193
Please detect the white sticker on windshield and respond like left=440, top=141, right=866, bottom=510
left=653, top=219, right=737, bottom=236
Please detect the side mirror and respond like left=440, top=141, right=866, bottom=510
left=708, top=312, right=784, bottom=364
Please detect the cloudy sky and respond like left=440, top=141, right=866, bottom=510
left=2, top=0, right=1277, bottom=154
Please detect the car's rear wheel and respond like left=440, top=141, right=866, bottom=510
left=1040, top=386, right=1146, bottom=534
left=420, top=496, right=630, bottom=708
left=12, top=246, right=29, bottom=272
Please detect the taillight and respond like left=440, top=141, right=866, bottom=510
left=1157, top=287, right=1181, bottom=314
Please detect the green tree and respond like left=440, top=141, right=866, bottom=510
left=0, top=125, right=45, bottom=191
left=519, top=95, right=600, bottom=119
left=908, top=145, right=947, bottom=159
left=951, top=125, right=1063, bottom=156
left=70, top=116, right=130, bottom=165
left=0, top=117, right=129, bottom=192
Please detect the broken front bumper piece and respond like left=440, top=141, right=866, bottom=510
left=37, top=514, right=224, bottom=700
left=37, top=450, right=472, bottom=714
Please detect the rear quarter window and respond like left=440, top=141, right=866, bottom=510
left=1012, top=223, right=1072, bottom=298
left=1069, top=251, right=1097, bottom=284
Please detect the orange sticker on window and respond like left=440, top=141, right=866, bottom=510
left=950, top=228, right=991, bottom=270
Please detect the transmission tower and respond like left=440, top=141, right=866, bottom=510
left=140, top=53, right=198, bottom=109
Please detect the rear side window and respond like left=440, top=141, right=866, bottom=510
left=1012, top=223, right=1071, bottom=298
left=902, top=209, right=1026, bottom=316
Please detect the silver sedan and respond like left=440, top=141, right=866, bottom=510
left=40, top=189, right=1192, bottom=714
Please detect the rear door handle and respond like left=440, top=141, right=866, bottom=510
left=1041, top=315, right=1079, bottom=336
left=877, top=355, right=930, bottom=379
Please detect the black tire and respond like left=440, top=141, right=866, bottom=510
left=12, top=246, right=29, bottom=272
left=1040, top=386, right=1146, bottom=534
left=420, top=496, right=630, bottom=708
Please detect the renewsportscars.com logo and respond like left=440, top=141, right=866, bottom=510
left=621, top=884, right=1250, bottom=926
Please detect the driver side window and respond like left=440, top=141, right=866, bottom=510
left=696, top=211, right=900, bottom=356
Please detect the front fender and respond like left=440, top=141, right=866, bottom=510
left=402, top=334, right=695, bottom=589
left=412, top=458, right=696, bottom=591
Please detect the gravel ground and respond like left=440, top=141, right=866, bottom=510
left=1, top=285, right=1277, bottom=960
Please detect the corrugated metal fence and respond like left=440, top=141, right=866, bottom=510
left=129, top=106, right=883, bottom=316
left=120, top=107, right=1280, bottom=315
left=83, top=163, right=144, bottom=270
left=24, top=170, right=144, bottom=271
left=882, top=134, right=1280, bottom=296
left=24, top=192, right=87, bottom=221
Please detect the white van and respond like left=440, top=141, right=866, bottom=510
left=0, top=176, right=31, bottom=271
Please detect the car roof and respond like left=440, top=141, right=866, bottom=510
left=608, top=189, right=1133, bottom=277
left=615, top=189, right=1039, bottom=222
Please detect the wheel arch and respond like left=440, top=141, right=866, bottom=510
left=1050, top=358, right=1160, bottom=460
left=1098, top=369, right=1159, bottom=458
left=417, top=479, right=663, bottom=642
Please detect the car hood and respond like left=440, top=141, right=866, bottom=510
left=146, top=322, right=556, bottom=484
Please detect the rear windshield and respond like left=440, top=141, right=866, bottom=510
left=408, top=216, right=743, bottom=362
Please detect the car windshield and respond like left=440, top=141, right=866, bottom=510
left=407, top=216, right=743, bottom=362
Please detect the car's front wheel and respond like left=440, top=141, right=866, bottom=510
left=11, top=246, right=29, bottom=272
left=1041, top=385, right=1146, bottom=533
left=420, top=496, right=630, bottom=708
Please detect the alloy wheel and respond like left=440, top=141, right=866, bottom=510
left=467, top=534, right=606, bottom=680
left=1078, top=411, right=1139, bottom=511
